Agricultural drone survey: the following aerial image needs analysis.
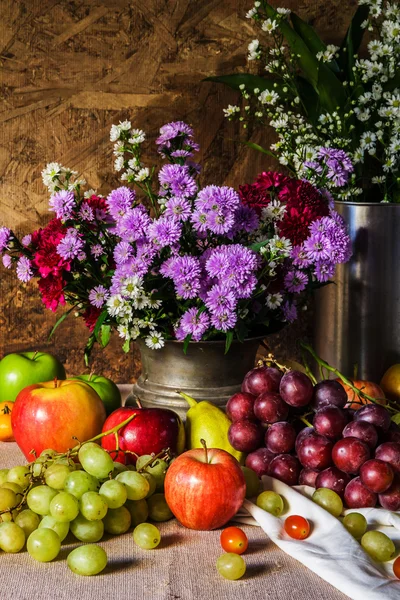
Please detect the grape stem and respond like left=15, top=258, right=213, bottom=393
left=300, top=342, right=397, bottom=414
left=258, top=353, right=290, bottom=373
left=136, top=448, right=171, bottom=472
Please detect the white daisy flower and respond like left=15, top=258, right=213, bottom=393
left=106, top=295, right=125, bottom=317
left=266, top=293, right=283, bottom=310
left=129, top=129, right=146, bottom=144
left=134, top=167, right=150, bottom=182
left=258, top=90, right=280, bottom=105
left=223, top=105, right=241, bottom=117
left=145, top=332, right=165, bottom=350
left=114, top=156, right=125, bottom=172
left=110, top=124, right=121, bottom=142
left=261, top=18, right=278, bottom=33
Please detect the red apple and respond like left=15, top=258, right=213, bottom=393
left=164, top=446, right=246, bottom=530
left=101, top=406, right=185, bottom=464
left=11, top=379, right=106, bottom=461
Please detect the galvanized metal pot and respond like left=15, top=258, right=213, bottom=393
left=125, top=337, right=263, bottom=419
left=314, top=202, right=400, bottom=382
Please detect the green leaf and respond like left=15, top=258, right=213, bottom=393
left=122, top=338, right=130, bottom=353
left=183, top=334, right=192, bottom=355
left=338, top=6, right=369, bottom=78
left=236, top=321, right=249, bottom=344
left=291, top=12, right=339, bottom=73
left=93, top=309, right=108, bottom=343
left=48, top=306, right=75, bottom=341
left=384, top=71, right=400, bottom=93
left=204, top=73, right=279, bottom=94
left=249, top=239, right=269, bottom=252
left=100, top=324, right=111, bottom=348
left=391, top=413, right=400, bottom=425
left=238, top=140, right=276, bottom=158
left=295, top=76, right=320, bottom=124
left=317, top=62, right=347, bottom=113
left=84, top=335, right=95, bottom=367
left=225, top=331, right=234, bottom=354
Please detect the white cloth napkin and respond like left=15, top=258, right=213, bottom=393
left=234, top=476, right=400, bottom=600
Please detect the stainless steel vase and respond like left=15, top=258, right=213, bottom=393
left=125, top=338, right=262, bottom=419
left=314, top=202, right=400, bottom=382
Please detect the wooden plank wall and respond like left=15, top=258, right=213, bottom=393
left=0, top=0, right=356, bottom=381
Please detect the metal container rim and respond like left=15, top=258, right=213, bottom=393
left=136, top=335, right=266, bottom=346
left=334, top=201, right=400, bottom=207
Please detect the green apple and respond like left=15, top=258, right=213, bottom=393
left=71, top=374, right=121, bottom=416
left=0, top=351, right=66, bottom=402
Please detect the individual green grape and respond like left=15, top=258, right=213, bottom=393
left=103, top=506, right=131, bottom=535
left=7, top=466, right=30, bottom=490
left=0, top=511, right=13, bottom=523
left=99, top=480, right=127, bottom=509
left=256, top=491, right=284, bottom=516
left=115, top=471, right=150, bottom=501
left=31, top=457, right=47, bottom=478
left=312, top=488, right=343, bottom=518
left=44, top=464, right=71, bottom=490
left=111, top=462, right=129, bottom=476
left=64, top=471, right=99, bottom=499
left=40, top=449, right=57, bottom=459
left=27, top=485, right=58, bottom=516
left=137, top=457, right=168, bottom=491
left=15, top=509, right=40, bottom=537
left=141, top=473, right=157, bottom=498
left=78, top=443, right=114, bottom=479
left=241, top=466, right=260, bottom=498
left=27, top=528, right=61, bottom=562
left=0, top=488, right=18, bottom=512
left=126, top=499, right=149, bottom=527
left=135, top=455, right=153, bottom=471
left=342, top=513, right=368, bottom=539
left=80, top=492, right=108, bottom=521
left=361, top=531, right=395, bottom=562
left=1, top=482, right=24, bottom=502
left=70, top=514, right=104, bottom=543
left=147, top=493, right=173, bottom=522
left=0, top=469, right=9, bottom=486
left=67, top=544, right=107, bottom=576
left=49, top=491, right=80, bottom=522
left=216, top=553, right=246, bottom=580
left=39, top=515, right=70, bottom=541
left=53, top=457, right=76, bottom=469
left=0, top=522, right=25, bottom=553
left=133, top=523, right=161, bottom=549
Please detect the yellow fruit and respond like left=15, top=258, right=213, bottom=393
left=179, top=392, right=245, bottom=464
left=380, top=364, right=400, bottom=402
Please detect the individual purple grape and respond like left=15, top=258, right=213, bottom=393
left=295, top=427, right=314, bottom=454
left=313, top=406, right=348, bottom=439
left=359, top=459, right=394, bottom=494
left=342, top=420, right=378, bottom=450
left=253, top=392, right=289, bottom=425
left=299, top=468, right=320, bottom=487
left=279, top=371, right=313, bottom=407
left=332, top=437, right=370, bottom=474
left=245, top=447, right=276, bottom=478
left=241, top=366, right=282, bottom=396
left=226, top=392, right=256, bottom=422
left=268, top=454, right=301, bottom=486
left=378, top=475, right=400, bottom=510
left=297, top=433, right=333, bottom=470
left=265, top=421, right=297, bottom=454
left=385, top=422, right=400, bottom=444
left=228, top=419, right=264, bottom=453
left=344, top=477, right=377, bottom=509
left=311, top=380, right=347, bottom=410
left=315, top=467, right=351, bottom=498
left=353, top=404, right=391, bottom=432
left=375, top=442, right=400, bottom=474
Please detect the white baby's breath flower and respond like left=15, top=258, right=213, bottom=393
left=261, top=18, right=278, bottom=33
left=113, top=142, right=125, bottom=156
left=246, top=7, right=257, bottom=18
left=223, top=105, right=241, bottom=117
left=247, top=39, right=260, bottom=61
left=372, top=175, right=386, bottom=184
left=266, top=293, right=283, bottom=310
left=276, top=7, right=291, bottom=15
left=258, top=90, right=280, bottom=105
left=129, top=129, right=146, bottom=144
left=121, top=169, right=136, bottom=181
left=134, top=167, right=150, bottom=182
left=145, top=331, right=165, bottom=350
left=119, top=120, right=132, bottom=131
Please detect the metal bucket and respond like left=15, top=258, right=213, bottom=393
left=314, top=202, right=400, bottom=382
left=125, top=337, right=262, bottom=419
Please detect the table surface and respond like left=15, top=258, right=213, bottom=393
left=0, top=443, right=351, bottom=600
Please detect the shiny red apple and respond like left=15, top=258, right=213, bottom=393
left=101, top=406, right=185, bottom=464
left=11, top=379, right=106, bottom=461
left=164, top=446, right=246, bottom=530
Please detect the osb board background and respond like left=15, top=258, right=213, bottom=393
left=0, top=0, right=357, bottom=381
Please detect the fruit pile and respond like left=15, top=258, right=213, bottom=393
left=227, top=364, right=400, bottom=510
left=0, top=424, right=174, bottom=574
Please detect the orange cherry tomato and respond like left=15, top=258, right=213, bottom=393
left=220, top=526, right=249, bottom=555
left=0, top=402, right=14, bottom=442
left=393, top=556, right=400, bottom=579
left=284, top=515, right=310, bottom=540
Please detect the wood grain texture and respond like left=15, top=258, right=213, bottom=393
left=0, top=0, right=356, bottom=381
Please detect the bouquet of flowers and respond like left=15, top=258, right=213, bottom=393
left=209, top=0, right=400, bottom=202
left=0, top=120, right=351, bottom=361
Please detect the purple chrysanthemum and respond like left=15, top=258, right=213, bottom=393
left=195, top=185, right=240, bottom=212
left=314, top=260, right=336, bottom=282
left=2, top=254, right=12, bottom=268
left=21, top=234, right=32, bottom=247
left=191, top=210, right=208, bottom=233
left=282, top=300, right=298, bottom=323
left=147, top=217, right=182, bottom=248
left=106, top=187, right=136, bottom=219
left=89, top=285, right=109, bottom=308
left=205, top=284, right=237, bottom=316
left=57, top=229, right=84, bottom=260
left=179, top=307, right=210, bottom=341
left=205, top=245, right=259, bottom=291
left=231, top=204, right=259, bottom=235
left=49, top=190, right=75, bottom=221
left=114, top=241, right=133, bottom=265
left=210, top=309, right=237, bottom=332
left=78, top=202, right=94, bottom=222
left=164, top=197, right=192, bottom=221
left=91, top=244, right=104, bottom=259
left=0, top=227, right=11, bottom=252
left=318, top=148, right=354, bottom=188
left=284, top=270, right=309, bottom=293
left=236, top=274, right=258, bottom=298
left=303, top=231, right=332, bottom=262
left=304, top=160, right=323, bottom=175
left=206, top=210, right=235, bottom=235
left=291, top=245, right=312, bottom=268
left=116, top=206, right=151, bottom=243
left=158, top=164, right=197, bottom=198
left=156, top=122, right=194, bottom=147
left=16, top=256, right=33, bottom=282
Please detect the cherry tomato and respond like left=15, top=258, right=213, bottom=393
left=284, top=515, right=310, bottom=540
left=0, top=402, right=14, bottom=442
left=393, top=556, right=400, bottom=579
left=220, top=526, right=249, bottom=555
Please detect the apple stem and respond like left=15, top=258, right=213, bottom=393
left=135, top=396, right=142, bottom=408
left=300, top=342, right=396, bottom=413
left=88, top=370, right=95, bottom=382
left=53, top=377, right=58, bottom=388
left=32, top=351, right=39, bottom=360
left=200, top=438, right=209, bottom=464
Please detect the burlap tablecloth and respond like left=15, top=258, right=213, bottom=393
left=0, top=442, right=351, bottom=600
